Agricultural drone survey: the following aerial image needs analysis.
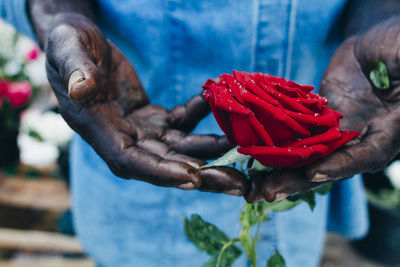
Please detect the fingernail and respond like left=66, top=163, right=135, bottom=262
left=223, top=189, right=242, bottom=196
left=177, top=182, right=196, bottom=190
left=273, top=192, right=289, bottom=202
left=68, top=70, right=85, bottom=94
left=311, top=172, right=329, bottom=182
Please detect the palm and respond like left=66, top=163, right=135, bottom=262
left=46, top=14, right=247, bottom=194
left=246, top=17, right=400, bottom=202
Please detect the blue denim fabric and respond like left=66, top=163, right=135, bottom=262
left=0, top=0, right=35, bottom=40
left=1, top=0, right=369, bottom=266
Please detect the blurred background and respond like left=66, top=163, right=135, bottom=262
left=0, top=19, right=398, bottom=267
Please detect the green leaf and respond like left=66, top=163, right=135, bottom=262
left=184, top=214, right=230, bottom=255
left=370, top=60, right=390, bottom=90
left=314, top=184, right=332, bottom=195
left=267, top=249, right=285, bottom=267
left=239, top=228, right=257, bottom=267
left=202, top=255, right=218, bottom=267
left=240, top=202, right=271, bottom=228
left=300, top=191, right=316, bottom=211
left=248, top=159, right=273, bottom=175
left=202, top=243, right=241, bottom=267
left=199, top=147, right=251, bottom=169
left=28, top=129, right=44, bottom=142
left=268, top=198, right=302, bottom=212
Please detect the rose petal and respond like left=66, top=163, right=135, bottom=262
left=239, top=88, right=311, bottom=137
left=293, top=97, right=327, bottom=112
left=286, top=80, right=314, bottom=94
left=324, top=130, right=360, bottom=156
left=283, top=127, right=341, bottom=147
left=238, top=144, right=327, bottom=168
left=205, top=88, right=235, bottom=143
left=233, top=71, right=283, bottom=107
left=256, top=81, right=315, bottom=115
left=205, top=84, right=251, bottom=116
left=219, top=74, right=248, bottom=105
left=204, top=81, right=272, bottom=146
left=256, top=73, right=309, bottom=98
left=286, top=106, right=339, bottom=127
left=289, top=130, right=360, bottom=168
left=230, top=113, right=264, bottom=146
left=248, top=113, right=274, bottom=146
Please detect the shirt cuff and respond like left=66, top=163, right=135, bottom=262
left=0, top=0, right=36, bottom=41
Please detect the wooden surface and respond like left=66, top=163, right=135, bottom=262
left=0, top=228, right=83, bottom=253
left=0, top=177, right=70, bottom=212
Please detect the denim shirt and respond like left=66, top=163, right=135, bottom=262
left=1, top=1, right=368, bottom=266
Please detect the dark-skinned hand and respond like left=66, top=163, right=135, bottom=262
left=44, top=13, right=247, bottom=195
left=246, top=17, right=400, bottom=202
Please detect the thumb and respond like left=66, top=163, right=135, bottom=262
left=46, top=20, right=105, bottom=105
left=306, top=113, right=400, bottom=182
left=66, top=57, right=99, bottom=105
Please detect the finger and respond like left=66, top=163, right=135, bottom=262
left=306, top=115, right=400, bottom=182
left=258, top=169, right=325, bottom=202
left=46, top=18, right=106, bottom=105
left=168, top=94, right=211, bottom=132
left=162, top=129, right=233, bottom=159
left=244, top=175, right=265, bottom=203
left=136, top=138, right=205, bottom=168
left=199, top=167, right=248, bottom=196
left=110, top=144, right=201, bottom=190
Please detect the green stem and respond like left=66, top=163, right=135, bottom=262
left=216, top=238, right=240, bottom=267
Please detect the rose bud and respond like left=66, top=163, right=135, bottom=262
left=25, top=46, right=40, bottom=62
left=202, top=71, right=359, bottom=168
left=6, top=81, right=32, bottom=107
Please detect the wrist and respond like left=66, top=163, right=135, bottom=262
left=27, top=0, right=96, bottom=49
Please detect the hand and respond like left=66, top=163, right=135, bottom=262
left=45, top=13, right=247, bottom=194
left=246, top=17, right=400, bottom=202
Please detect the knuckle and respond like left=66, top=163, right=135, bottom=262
left=48, top=24, right=76, bottom=46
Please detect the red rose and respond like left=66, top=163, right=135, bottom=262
left=5, top=81, right=32, bottom=107
left=202, top=71, right=359, bottom=168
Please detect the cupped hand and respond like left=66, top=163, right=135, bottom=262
left=246, top=17, right=400, bottom=202
left=46, top=13, right=246, bottom=194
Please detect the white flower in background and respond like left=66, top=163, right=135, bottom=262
left=18, top=134, right=59, bottom=168
left=15, top=37, right=36, bottom=60
left=18, top=110, right=74, bottom=168
left=20, top=110, right=74, bottom=147
left=4, top=60, right=22, bottom=76
left=24, top=55, right=48, bottom=87
left=0, top=19, right=17, bottom=58
left=384, top=160, right=400, bottom=190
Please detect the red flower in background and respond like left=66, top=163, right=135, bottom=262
left=202, top=71, right=359, bottom=168
left=0, top=79, right=8, bottom=97
left=5, top=81, right=32, bottom=107
left=25, top=46, right=40, bottom=62
left=0, top=79, right=8, bottom=109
